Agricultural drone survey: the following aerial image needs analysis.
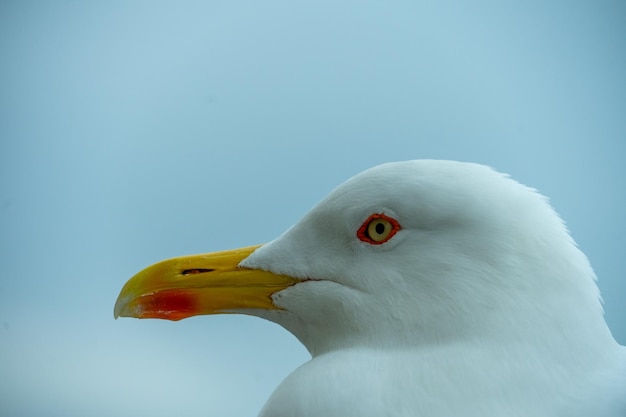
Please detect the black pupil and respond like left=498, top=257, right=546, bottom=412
left=375, top=222, right=386, bottom=235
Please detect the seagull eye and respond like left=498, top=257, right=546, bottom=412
left=357, top=214, right=401, bottom=245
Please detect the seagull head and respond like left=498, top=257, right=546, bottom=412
left=115, top=160, right=611, bottom=357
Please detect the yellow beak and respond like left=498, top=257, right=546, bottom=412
left=114, top=245, right=298, bottom=321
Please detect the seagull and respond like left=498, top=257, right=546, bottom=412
left=115, top=160, right=626, bottom=417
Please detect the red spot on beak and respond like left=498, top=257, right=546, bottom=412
left=136, top=290, right=199, bottom=321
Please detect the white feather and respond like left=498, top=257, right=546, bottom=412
left=239, top=160, right=625, bottom=417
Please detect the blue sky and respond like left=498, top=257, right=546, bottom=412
left=1, top=1, right=624, bottom=416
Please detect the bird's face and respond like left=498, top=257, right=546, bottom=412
left=115, top=160, right=600, bottom=356
left=239, top=161, right=535, bottom=352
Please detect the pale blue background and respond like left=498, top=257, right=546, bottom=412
left=1, top=1, right=624, bottom=416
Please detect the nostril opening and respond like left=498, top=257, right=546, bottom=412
left=182, top=268, right=215, bottom=275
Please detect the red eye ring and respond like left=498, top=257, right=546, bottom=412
left=357, top=213, right=401, bottom=245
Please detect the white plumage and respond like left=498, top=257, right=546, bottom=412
left=237, top=160, right=625, bottom=416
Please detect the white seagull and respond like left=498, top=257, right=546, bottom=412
left=115, top=160, right=626, bottom=417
